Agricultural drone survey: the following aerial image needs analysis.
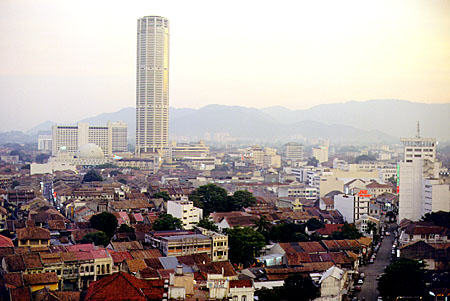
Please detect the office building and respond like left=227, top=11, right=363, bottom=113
left=136, top=16, right=170, bottom=155
left=284, top=142, right=304, bottom=162
left=38, top=135, right=52, bottom=152
left=313, top=146, right=329, bottom=163
left=398, top=124, right=440, bottom=222
left=170, top=141, right=209, bottom=160
left=52, top=122, right=127, bottom=157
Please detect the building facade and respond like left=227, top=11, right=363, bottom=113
left=136, top=16, right=170, bottom=154
left=52, top=122, right=127, bottom=157
left=167, top=200, right=203, bottom=230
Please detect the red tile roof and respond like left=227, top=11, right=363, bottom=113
left=84, top=272, right=164, bottom=301
left=230, top=279, right=253, bottom=288
left=316, top=224, right=343, bottom=236
left=0, top=234, right=14, bottom=247
left=17, top=227, right=50, bottom=240
left=23, top=272, right=58, bottom=285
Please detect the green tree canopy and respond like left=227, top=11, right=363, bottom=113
left=81, top=231, right=110, bottom=247
left=225, top=227, right=266, bottom=266
left=256, top=273, right=319, bottom=301
left=118, top=224, right=135, bottom=233
left=307, top=157, right=319, bottom=167
left=421, top=211, right=450, bottom=228
left=89, top=212, right=118, bottom=238
left=83, top=169, right=103, bottom=183
left=269, top=222, right=309, bottom=243
left=196, top=217, right=219, bottom=232
left=189, top=184, right=229, bottom=215
left=306, top=218, right=324, bottom=231
left=152, top=191, right=171, bottom=201
left=229, top=190, right=257, bottom=210
left=378, top=258, right=427, bottom=300
left=118, top=178, right=127, bottom=185
left=35, top=153, right=50, bottom=164
left=152, top=213, right=182, bottom=231
left=354, top=154, right=377, bottom=163
left=331, top=222, right=362, bottom=239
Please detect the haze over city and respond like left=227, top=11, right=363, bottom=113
left=1, top=0, right=450, bottom=131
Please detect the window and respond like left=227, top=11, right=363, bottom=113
left=242, top=296, right=247, bottom=301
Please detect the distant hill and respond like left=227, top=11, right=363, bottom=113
left=18, top=99, right=449, bottom=145
left=262, top=99, right=450, bottom=140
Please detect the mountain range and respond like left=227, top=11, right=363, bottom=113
left=11, top=99, right=450, bottom=145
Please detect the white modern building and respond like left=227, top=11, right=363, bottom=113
left=52, top=122, right=127, bottom=157
left=38, top=135, right=52, bottom=153
left=313, top=146, right=328, bottom=163
left=423, top=175, right=450, bottom=213
left=334, top=193, right=370, bottom=223
left=136, top=16, right=170, bottom=155
left=167, top=200, right=203, bottom=230
left=398, top=126, right=439, bottom=222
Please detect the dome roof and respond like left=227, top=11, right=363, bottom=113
left=77, top=143, right=104, bottom=159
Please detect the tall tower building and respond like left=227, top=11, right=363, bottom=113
left=136, top=16, right=170, bottom=155
left=398, top=123, right=440, bottom=222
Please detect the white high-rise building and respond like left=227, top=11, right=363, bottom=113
left=398, top=124, right=439, bottom=222
left=136, top=16, right=169, bottom=155
left=52, top=122, right=127, bottom=157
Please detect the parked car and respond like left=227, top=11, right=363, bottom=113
left=357, top=279, right=364, bottom=284
left=354, top=285, right=362, bottom=292
left=369, top=258, right=374, bottom=263
left=377, top=296, right=383, bottom=301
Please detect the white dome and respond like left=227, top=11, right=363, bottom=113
left=77, top=144, right=104, bottom=159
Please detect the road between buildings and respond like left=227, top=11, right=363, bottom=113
left=357, top=225, right=395, bottom=300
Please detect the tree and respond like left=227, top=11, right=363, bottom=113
left=189, top=184, right=229, bottom=216
left=387, top=175, right=396, bottom=187
left=225, top=227, right=266, bottom=266
left=118, top=224, right=135, bottom=233
left=283, top=273, right=320, bottom=301
left=331, top=222, right=362, bottom=240
left=152, top=191, right=171, bottom=201
left=354, top=154, right=376, bottom=163
left=196, top=217, right=219, bottom=232
left=35, top=153, right=50, bottom=164
left=229, top=190, right=257, bottom=210
left=256, top=273, right=319, bottom=301
left=307, top=157, right=319, bottom=167
left=118, top=178, right=127, bottom=185
left=378, top=258, right=427, bottom=300
left=269, top=222, right=309, bottom=243
left=306, top=218, right=324, bottom=231
left=89, top=212, right=118, bottom=238
left=81, top=231, right=110, bottom=247
left=366, top=221, right=377, bottom=236
left=83, top=169, right=103, bottom=183
left=421, top=211, right=450, bottom=228
left=152, top=213, right=182, bottom=231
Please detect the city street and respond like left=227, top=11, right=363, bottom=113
left=357, top=225, right=395, bottom=300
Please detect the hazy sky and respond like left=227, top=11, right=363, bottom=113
left=1, top=0, right=449, bottom=131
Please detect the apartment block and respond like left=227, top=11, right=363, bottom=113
left=284, top=142, right=304, bottom=162
left=334, top=192, right=370, bottom=223
left=167, top=200, right=203, bottom=230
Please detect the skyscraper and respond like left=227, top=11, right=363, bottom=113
left=136, top=16, right=169, bottom=155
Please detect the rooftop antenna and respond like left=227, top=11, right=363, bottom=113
left=416, top=121, right=420, bottom=138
